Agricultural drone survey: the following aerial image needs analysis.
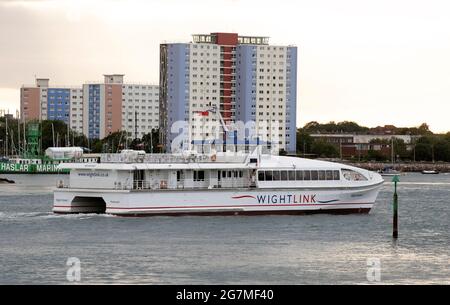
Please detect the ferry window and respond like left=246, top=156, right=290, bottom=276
left=228, top=171, right=232, bottom=178
left=280, top=171, right=288, bottom=181
left=273, top=170, right=280, bottom=181
left=303, top=170, right=311, bottom=180
left=258, top=171, right=265, bottom=181
left=222, top=171, right=226, bottom=178
left=326, top=170, right=333, bottom=180
left=194, top=170, right=205, bottom=181
left=341, top=169, right=367, bottom=181
left=318, top=170, right=326, bottom=180
left=333, top=170, right=340, bottom=180
left=288, top=170, right=295, bottom=181
left=265, top=171, right=273, bottom=181
left=239, top=171, right=243, bottom=178
left=177, top=170, right=182, bottom=182
left=296, top=170, right=303, bottom=180
left=311, top=170, right=319, bottom=181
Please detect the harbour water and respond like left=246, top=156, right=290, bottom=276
left=0, top=173, right=448, bottom=284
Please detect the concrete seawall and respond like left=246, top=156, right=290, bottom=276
left=346, top=162, right=450, bottom=173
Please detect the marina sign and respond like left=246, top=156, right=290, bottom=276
left=0, top=162, right=68, bottom=174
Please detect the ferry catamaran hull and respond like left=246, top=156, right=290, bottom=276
left=53, top=151, right=384, bottom=216
left=53, top=183, right=382, bottom=216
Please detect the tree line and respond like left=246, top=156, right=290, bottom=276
left=297, top=121, right=450, bottom=162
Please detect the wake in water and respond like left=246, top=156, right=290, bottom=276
left=0, top=211, right=116, bottom=221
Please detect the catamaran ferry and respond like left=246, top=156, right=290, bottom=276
left=53, top=149, right=384, bottom=216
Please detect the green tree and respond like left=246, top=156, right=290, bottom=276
left=336, top=121, right=369, bottom=133
left=92, top=140, right=103, bottom=153
left=296, top=128, right=313, bottom=155
left=302, top=120, right=369, bottom=134
left=100, top=131, right=129, bottom=153
left=415, top=142, right=432, bottom=161
left=0, top=117, right=23, bottom=155
left=141, top=129, right=160, bottom=153
left=303, top=121, right=320, bottom=131
left=443, top=132, right=450, bottom=143
left=434, top=140, right=450, bottom=162
left=393, top=138, right=408, bottom=160
left=418, top=123, right=433, bottom=135
left=367, top=149, right=387, bottom=161
left=40, top=120, right=83, bottom=149
left=416, top=135, right=434, bottom=145
left=311, top=140, right=339, bottom=158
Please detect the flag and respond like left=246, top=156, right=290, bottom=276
left=196, top=111, right=209, bottom=116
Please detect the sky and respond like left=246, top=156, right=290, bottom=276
left=0, top=0, right=450, bottom=133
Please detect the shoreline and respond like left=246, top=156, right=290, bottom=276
left=345, top=161, right=450, bottom=173
left=310, top=157, right=450, bottom=173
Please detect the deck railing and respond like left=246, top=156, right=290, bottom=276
left=57, top=179, right=255, bottom=190
left=100, top=153, right=249, bottom=164
left=112, top=179, right=254, bottom=190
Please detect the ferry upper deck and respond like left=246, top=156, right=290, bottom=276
left=56, top=150, right=383, bottom=192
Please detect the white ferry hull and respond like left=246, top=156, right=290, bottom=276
left=53, top=183, right=383, bottom=216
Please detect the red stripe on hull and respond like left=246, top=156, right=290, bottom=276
left=231, top=195, right=257, bottom=199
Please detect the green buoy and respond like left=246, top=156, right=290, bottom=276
left=392, top=175, right=400, bottom=239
